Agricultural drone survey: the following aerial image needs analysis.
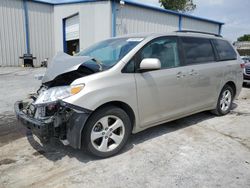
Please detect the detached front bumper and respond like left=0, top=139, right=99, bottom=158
left=14, top=100, right=92, bottom=149
left=15, top=101, right=53, bottom=140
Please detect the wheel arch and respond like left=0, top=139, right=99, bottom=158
left=80, top=101, right=136, bottom=149
left=225, top=81, right=236, bottom=98
left=211, top=81, right=236, bottom=116
left=92, top=101, right=136, bottom=129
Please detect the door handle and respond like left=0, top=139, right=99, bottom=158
left=176, top=72, right=182, bottom=78
left=189, top=69, right=198, bottom=76
left=189, top=70, right=194, bottom=76
left=176, top=72, right=186, bottom=78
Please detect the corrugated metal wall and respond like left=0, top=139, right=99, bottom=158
left=28, top=1, right=54, bottom=67
left=182, top=17, right=219, bottom=34
left=0, top=0, right=26, bottom=67
left=116, top=4, right=179, bottom=36
left=65, top=14, right=80, bottom=41
left=0, top=0, right=54, bottom=67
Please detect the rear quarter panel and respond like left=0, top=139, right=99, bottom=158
left=220, top=58, right=243, bottom=100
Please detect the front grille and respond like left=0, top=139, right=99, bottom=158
left=246, top=67, right=250, bottom=75
left=34, top=106, right=46, bottom=118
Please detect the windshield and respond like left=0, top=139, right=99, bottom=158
left=77, top=38, right=144, bottom=67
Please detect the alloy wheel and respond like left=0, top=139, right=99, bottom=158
left=90, top=115, right=125, bottom=152
left=220, top=89, right=232, bottom=112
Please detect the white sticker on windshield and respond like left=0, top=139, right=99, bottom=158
left=127, top=38, right=144, bottom=42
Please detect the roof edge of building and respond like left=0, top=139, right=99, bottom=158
left=122, top=0, right=224, bottom=25
left=31, top=0, right=224, bottom=25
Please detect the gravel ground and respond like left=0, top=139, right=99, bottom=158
left=0, top=67, right=250, bottom=188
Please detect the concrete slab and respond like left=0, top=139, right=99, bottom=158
left=0, top=68, right=250, bottom=188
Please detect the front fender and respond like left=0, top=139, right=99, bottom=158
left=62, top=73, right=140, bottom=133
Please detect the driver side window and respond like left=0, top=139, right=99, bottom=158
left=139, top=37, right=180, bottom=69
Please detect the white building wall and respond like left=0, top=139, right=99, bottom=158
left=116, top=4, right=179, bottom=36
left=28, top=1, right=54, bottom=67
left=0, top=0, right=26, bottom=67
left=182, top=17, right=219, bottom=34
left=54, top=1, right=112, bottom=53
left=0, top=0, right=222, bottom=67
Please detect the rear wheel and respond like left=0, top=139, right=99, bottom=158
left=82, top=106, right=131, bottom=158
left=212, top=85, right=234, bottom=116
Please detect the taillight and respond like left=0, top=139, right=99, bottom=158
left=240, top=63, right=245, bottom=69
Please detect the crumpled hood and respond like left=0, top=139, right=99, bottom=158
left=42, top=52, right=92, bottom=83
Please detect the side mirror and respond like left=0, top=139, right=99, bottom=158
left=139, top=58, right=161, bottom=71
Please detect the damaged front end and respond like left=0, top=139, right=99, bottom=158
left=15, top=97, right=91, bottom=149
left=14, top=52, right=102, bottom=149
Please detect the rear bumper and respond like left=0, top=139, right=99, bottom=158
left=14, top=100, right=92, bottom=149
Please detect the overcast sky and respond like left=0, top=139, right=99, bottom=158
left=134, top=0, right=250, bottom=42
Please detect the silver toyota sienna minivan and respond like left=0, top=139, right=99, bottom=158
left=15, top=31, right=243, bottom=157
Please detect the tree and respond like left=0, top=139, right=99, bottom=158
left=159, top=0, right=196, bottom=13
left=237, top=34, right=250, bottom=42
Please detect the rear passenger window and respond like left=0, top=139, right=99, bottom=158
left=212, top=39, right=237, bottom=61
left=181, top=37, right=215, bottom=65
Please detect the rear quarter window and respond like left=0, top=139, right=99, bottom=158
left=212, top=39, right=237, bottom=61
left=181, top=37, right=215, bottom=65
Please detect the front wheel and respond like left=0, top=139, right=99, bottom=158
left=82, top=106, right=132, bottom=158
left=211, top=85, right=234, bottom=116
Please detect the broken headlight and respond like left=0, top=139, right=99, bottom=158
left=34, top=84, right=84, bottom=105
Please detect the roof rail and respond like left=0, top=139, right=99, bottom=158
left=176, top=30, right=222, bottom=37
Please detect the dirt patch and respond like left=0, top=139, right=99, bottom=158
left=230, top=111, right=250, bottom=116
left=32, top=150, right=46, bottom=156
left=0, top=158, right=16, bottom=166
left=0, top=113, right=27, bottom=147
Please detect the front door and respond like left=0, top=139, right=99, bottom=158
left=134, top=37, right=189, bottom=128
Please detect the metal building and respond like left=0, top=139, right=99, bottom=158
left=234, top=41, right=250, bottom=56
left=0, top=0, right=224, bottom=67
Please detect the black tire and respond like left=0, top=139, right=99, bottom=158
left=211, top=85, right=234, bottom=116
left=82, top=106, right=132, bottom=158
left=243, top=82, right=247, bottom=87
